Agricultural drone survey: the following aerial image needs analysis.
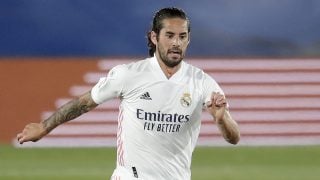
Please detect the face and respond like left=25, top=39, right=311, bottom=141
left=152, top=18, right=190, bottom=68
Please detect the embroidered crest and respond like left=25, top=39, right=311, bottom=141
left=180, top=93, right=192, bottom=107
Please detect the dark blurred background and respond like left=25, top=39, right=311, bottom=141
left=1, top=0, right=320, bottom=57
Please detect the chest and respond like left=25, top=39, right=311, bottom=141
left=123, top=78, right=203, bottom=115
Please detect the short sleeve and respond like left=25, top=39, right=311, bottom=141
left=91, top=64, right=127, bottom=104
left=202, top=73, right=226, bottom=108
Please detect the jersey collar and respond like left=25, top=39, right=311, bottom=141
left=150, top=55, right=185, bottom=82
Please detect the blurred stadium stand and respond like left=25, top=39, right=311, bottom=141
left=2, top=1, right=320, bottom=147
left=13, top=58, right=320, bottom=147
left=1, top=0, right=320, bottom=57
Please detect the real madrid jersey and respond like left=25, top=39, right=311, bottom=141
left=91, top=56, right=224, bottom=180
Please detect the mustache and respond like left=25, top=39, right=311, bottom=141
left=168, top=48, right=182, bottom=54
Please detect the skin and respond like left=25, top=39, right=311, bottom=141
left=17, top=91, right=97, bottom=144
left=206, top=92, right=240, bottom=144
left=150, top=18, right=190, bottom=78
left=17, top=17, right=240, bottom=145
left=151, top=17, right=240, bottom=144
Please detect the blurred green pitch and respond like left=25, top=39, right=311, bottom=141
left=1, top=145, right=320, bottom=180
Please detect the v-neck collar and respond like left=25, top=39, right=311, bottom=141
left=150, top=55, right=184, bottom=82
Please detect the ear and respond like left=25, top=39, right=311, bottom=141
left=150, top=31, right=158, bottom=45
left=187, top=32, right=191, bottom=45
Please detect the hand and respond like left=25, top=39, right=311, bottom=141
left=17, top=123, right=48, bottom=144
left=205, top=92, right=227, bottom=121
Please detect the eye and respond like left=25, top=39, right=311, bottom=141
left=180, top=35, right=187, bottom=40
left=166, top=34, right=174, bottom=39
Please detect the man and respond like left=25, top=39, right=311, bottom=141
left=17, top=7, right=240, bottom=180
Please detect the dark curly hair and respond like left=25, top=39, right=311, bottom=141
left=147, top=7, right=190, bottom=57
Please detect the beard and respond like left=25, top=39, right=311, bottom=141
left=157, top=45, right=184, bottom=68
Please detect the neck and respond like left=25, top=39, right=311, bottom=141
left=162, top=64, right=180, bottom=78
left=155, top=54, right=181, bottom=79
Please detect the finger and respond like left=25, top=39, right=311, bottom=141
left=216, top=97, right=226, bottom=106
left=17, top=133, right=23, bottom=141
left=212, top=93, right=225, bottom=106
left=212, top=92, right=223, bottom=101
left=205, top=101, right=212, bottom=108
left=17, top=131, right=30, bottom=144
left=19, top=136, right=26, bottom=144
left=215, top=102, right=226, bottom=108
left=210, top=93, right=218, bottom=105
left=17, top=134, right=26, bottom=144
left=215, top=95, right=223, bottom=105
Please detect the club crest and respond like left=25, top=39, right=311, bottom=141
left=180, top=93, right=192, bottom=107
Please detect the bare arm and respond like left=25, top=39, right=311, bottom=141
left=206, top=92, right=240, bottom=144
left=42, top=91, right=98, bottom=132
left=17, top=91, right=98, bottom=144
left=214, top=109, right=240, bottom=144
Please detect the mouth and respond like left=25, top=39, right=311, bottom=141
left=168, top=49, right=182, bottom=55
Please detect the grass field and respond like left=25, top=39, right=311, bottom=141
left=1, top=145, right=320, bottom=180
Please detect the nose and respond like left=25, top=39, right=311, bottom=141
left=172, top=37, right=182, bottom=47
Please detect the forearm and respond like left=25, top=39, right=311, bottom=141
left=42, top=91, right=98, bottom=133
left=216, top=110, right=240, bottom=145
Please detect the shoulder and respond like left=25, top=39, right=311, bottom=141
left=125, top=57, right=151, bottom=71
left=183, top=61, right=207, bottom=80
left=109, top=57, right=151, bottom=77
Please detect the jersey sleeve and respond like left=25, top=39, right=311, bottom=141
left=202, top=73, right=226, bottom=108
left=91, top=64, right=127, bottom=104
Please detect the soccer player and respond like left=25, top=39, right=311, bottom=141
left=17, top=7, right=240, bottom=180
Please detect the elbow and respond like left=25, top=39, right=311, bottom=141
left=227, top=132, right=240, bottom=145
left=229, top=136, right=240, bottom=145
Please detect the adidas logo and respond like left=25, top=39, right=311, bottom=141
left=140, top=92, right=152, bottom=100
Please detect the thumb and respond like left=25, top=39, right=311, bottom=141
left=205, top=101, right=212, bottom=108
left=17, top=134, right=26, bottom=144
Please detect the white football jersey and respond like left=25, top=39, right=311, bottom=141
left=91, top=56, right=224, bottom=180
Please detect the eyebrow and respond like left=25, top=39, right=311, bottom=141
left=165, top=31, right=188, bottom=35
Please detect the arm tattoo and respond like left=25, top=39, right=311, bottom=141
left=42, top=91, right=97, bottom=133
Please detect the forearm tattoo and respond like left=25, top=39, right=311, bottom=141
left=42, top=92, right=97, bottom=133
